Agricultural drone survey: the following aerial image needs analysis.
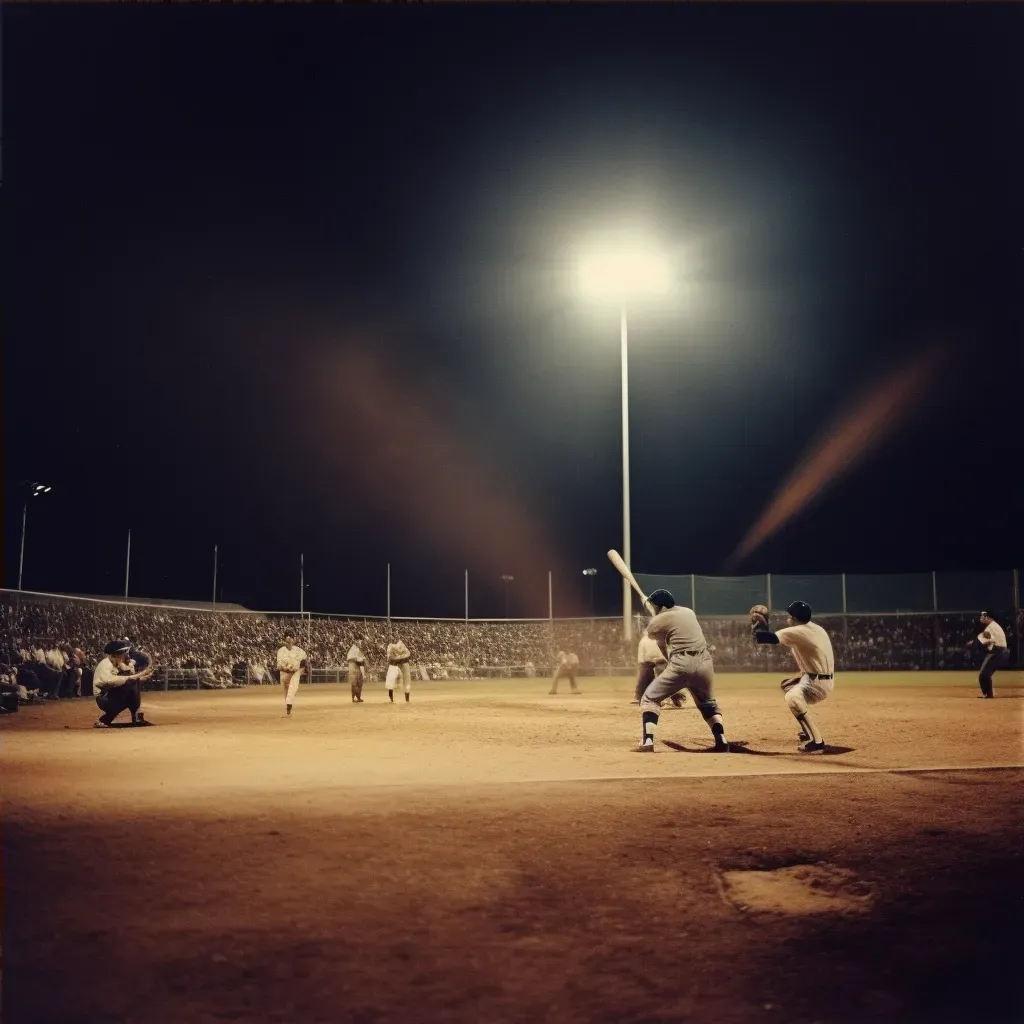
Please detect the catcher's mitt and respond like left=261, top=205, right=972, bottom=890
left=749, top=604, right=770, bottom=631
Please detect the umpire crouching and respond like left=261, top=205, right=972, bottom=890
left=93, top=640, right=153, bottom=728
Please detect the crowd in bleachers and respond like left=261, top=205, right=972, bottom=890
left=0, top=594, right=1017, bottom=712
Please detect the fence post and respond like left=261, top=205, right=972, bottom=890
left=766, top=573, right=772, bottom=613
left=1014, top=568, right=1021, bottom=668
left=931, top=570, right=938, bottom=612
left=690, top=574, right=696, bottom=612
left=841, top=573, right=848, bottom=614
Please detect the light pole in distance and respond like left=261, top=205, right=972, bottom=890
left=577, top=236, right=673, bottom=641
left=18, top=481, right=52, bottom=591
left=582, top=568, right=598, bottom=617
left=500, top=575, right=514, bottom=619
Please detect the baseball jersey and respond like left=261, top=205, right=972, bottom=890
left=93, top=657, right=132, bottom=692
left=776, top=622, right=835, bottom=676
left=387, top=641, right=411, bottom=663
left=346, top=645, right=366, bottom=665
left=979, top=621, right=1007, bottom=649
left=637, top=635, right=667, bottom=666
left=276, top=645, right=307, bottom=673
left=646, top=607, right=708, bottom=659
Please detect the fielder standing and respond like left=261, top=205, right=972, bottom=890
left=385, top=637, right=412, bottom=703
left=751, top=601, right=834, bottom=753
left=966, top=610, right=1009, bottom=698
left=276, top=631, right=308, bottom=716
left=549, top=651, right=581, bottom=695
left=637, top=590, right=728, bottom=753
left=633, top=629, right=685, bottom=708
left=346, top=638, right=367, bottom=703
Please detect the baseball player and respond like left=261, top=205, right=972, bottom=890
left=276, top=632, right=308, bottom=716
left=633, top=629, right=685, bottom=707
left=549, top=651, right=581, bottom=695
left=966, top=610, right=1009, bottom=698
left=117, top=637, right=154, bottom=719
left=93, top=640, right=154, bottom=727
left=750, top=601, right=834, bottom=753
left=636, top=590, right=728, bottom=753
left=385, top=637, right=412, bottom=702
left=346, top=638, right=367, bottom=703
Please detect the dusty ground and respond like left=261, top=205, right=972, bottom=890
left=3, top=671, right=1023, bottom=1024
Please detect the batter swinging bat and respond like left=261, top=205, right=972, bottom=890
left=606, top=550, right=655, bottom=615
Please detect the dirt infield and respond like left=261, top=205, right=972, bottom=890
left=3, top=672, right=1023, bottom=1023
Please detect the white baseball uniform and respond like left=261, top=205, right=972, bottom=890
left=347, top=644, right=367, bottom=700
left=776, top=621, right=835, bottom=712
left=386, top=641, right=412, bottom=695
left=634, top=634, right=669, bottom=703
left=978, top=620, right=1007, bottom=651
left=276, top=644, right=308, bottom=704
left=637, top=635, right=666, bottom=667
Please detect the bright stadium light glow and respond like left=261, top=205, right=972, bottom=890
left=577, top=240, right=673, bottom=301
left=573, top=231, right=676, bottom=640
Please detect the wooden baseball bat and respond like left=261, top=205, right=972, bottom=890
left=606, top=550, right=656, bottom=615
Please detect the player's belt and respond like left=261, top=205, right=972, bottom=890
left=389, top=657, right=411, bottom=665
left=672, top=648, right=706, bottom=658
left=807, top=673, right=833, bottom=680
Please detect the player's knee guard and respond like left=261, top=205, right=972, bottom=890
left=696, top=698, right=721, bottom=722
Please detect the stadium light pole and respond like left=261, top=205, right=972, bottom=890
left=18, top=482, right=52, bottom=591
left=582, top=568, right=598, bottom=616
left=578, top=240, right=672, bottom=641
left=500, top=575, right=514, bottom=619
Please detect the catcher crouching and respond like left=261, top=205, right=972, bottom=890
left=92, top=638, right=152, bottom=729
left=93, top=640, right=154, bottom=728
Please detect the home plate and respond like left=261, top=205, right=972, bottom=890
left=719, top=863, right=874, bottom=916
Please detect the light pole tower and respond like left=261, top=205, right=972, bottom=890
left=18, top=481, right=52, bottom=591
left=582, top=568, right=598, bottom=616
left=578, top=237, right=672, bottom=641
left=500, top=575, right=514, bottom=619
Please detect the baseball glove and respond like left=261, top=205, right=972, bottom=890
left=749, top=604, right=770, bottom=631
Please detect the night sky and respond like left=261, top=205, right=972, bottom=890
left=4, top=5, right=1021, bottom=619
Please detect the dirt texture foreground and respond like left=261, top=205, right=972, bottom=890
left=3, top=673, right=1023, bottom=1024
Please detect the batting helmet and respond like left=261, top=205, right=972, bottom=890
left=786, top=601, right=812, bottom=623
left=648, top=589, right=676, bottom=609
left=104, top=640, right=130, bottom=656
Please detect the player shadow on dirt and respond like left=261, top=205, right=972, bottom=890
left=661, top=739, right=856, bottom=756
left=96, top=720, right=155, bottom=729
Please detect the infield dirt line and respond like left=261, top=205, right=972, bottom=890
left=514, top=763, right=1024, bottom=784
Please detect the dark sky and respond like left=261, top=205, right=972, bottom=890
left=3, top=4, right=1021, bottom=618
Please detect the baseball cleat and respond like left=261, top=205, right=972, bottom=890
left=799, top=740, right=826, bottom=754
left=797, top=730, right=810, bottom=742
left=633, top=743, right=655, bottom=753
left=93, top=719, right=109, bottom=729
left=713, top=740, right=730, bottom=753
